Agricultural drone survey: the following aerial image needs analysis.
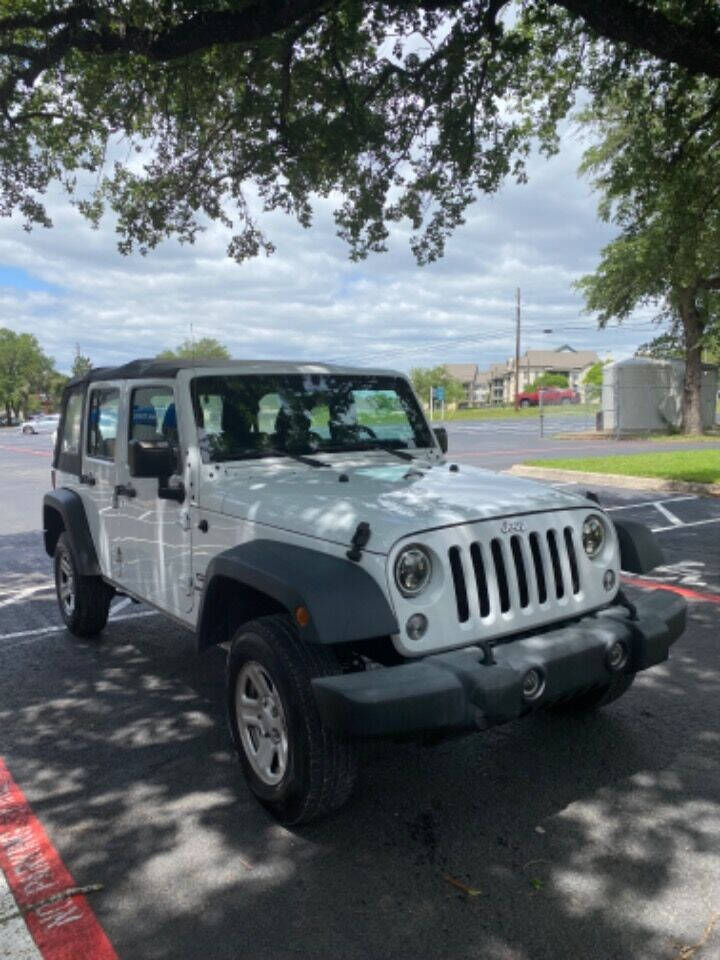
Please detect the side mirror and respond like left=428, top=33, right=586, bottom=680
left=433, top=427, right=448, bottom=454
left=128, top=439, right=177, bottom=479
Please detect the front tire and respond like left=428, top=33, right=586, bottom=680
left=520, top=399, right=531, bottom=408
left=227, top=614, right=358, bottom=825
left=549, top=674, right=636, bottom=713
left=54, top=533, right=113, bottom=637
left=22, top=425, right=34, bottom=434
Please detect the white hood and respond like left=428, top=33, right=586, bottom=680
left=203, top=456, right=592, bottom=555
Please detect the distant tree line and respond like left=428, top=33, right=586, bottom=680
left=0, top=333, right=231, bottom=423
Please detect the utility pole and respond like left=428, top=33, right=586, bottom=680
left=513, top=287, right=521, bottom=411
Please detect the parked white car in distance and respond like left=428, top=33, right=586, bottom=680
left=20, top=414, right=60, bottom=435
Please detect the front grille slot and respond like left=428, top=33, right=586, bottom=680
left=564, top=527, right=581, bottom=594
left=546, top=529, right=565, bottom=598
left=448, top=546, right=469, bottom=622
left=490, top=539, right=511, bottom=613
left=470, top=543, right=490, bottom=617
left=529, top=532, right=547, bottom=604
left=510, top=535, right=529, bottom=608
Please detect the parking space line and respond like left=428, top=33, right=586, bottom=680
left=0, top=758, right=118, bottom=960
left=0, top=584, right=54, bottom=611
left=651, top=517, right=720, bottom=533
left=0, top=610, right=158, bottom=646
left=652, top=501, right=684, bottom=526
left=603, top=496, right=698, bottom=513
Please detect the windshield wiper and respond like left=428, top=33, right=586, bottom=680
left=364, top=443, right=416, bottom=462
left=264, top=448, right=330, bottom=468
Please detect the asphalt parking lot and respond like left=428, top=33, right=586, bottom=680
left=1, top=428, right=720, bottom=960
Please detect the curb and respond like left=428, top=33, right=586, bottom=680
left=507, top=464, right=720, bottom=498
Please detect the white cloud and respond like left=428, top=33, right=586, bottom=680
left=0, top=128, right=659, bottom=375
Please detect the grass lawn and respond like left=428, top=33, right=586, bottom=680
left=527, top=450, right=720, bottom=484
left=429, top=403, right=598, bottom=422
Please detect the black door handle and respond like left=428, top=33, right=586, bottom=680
left=79, top=473, right=95, bottom=486
left=113, top=484, right=136, bottom=499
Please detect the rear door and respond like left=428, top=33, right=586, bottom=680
left=111, top=382, right=194, bottom=616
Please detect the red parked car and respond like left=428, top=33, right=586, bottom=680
left=516, top=387, right=581, bottom=407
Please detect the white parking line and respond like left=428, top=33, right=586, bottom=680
left=652, top=501, right=684, bottom=526
left=603, top=496, right=698, bottom=512
left=0, top=610, right=158, bottom=646
left=651, top=517, right=720, bottom=533
left=109, top=597, right=132, bottom=619
left=0, top=583, right=54, bottom=611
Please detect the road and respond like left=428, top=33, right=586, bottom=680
left=437, top=414, right=720, bottom=470
left=1, top=427, right=720, bottom=960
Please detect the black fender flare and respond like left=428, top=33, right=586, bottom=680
left=613, top=518, right=664, bottom=574
left=197, top=540, right=398, bottom=649
left=43, top=489, right=101, bottom=576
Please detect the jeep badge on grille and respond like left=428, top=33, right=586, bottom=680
left=501, top=519, right=526, bottom=534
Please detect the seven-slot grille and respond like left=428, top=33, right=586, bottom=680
left=448, top=524, right=582, bottom=624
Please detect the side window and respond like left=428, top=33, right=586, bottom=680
left=56, top=388, right=85, bottom=474
left=129, top=386, right=175, bottom=444
left=87, top=388, right=120, bottom=461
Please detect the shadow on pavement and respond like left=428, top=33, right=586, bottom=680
left=1, top=572, right=718, bottom=960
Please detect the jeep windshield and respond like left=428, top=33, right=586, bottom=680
left=190, top=373, right=434, bottom=463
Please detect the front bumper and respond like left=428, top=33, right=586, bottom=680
left=312, top=590, right=686, bottom=736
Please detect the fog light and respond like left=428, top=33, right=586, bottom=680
left=607, top=640, right=629, bottom=672
left=406, top=613, right=428, bottom=641
left=522, top=668, right=545, bottom=701
left=603, top=569, right=616, bottom=592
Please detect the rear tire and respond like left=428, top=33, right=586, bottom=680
left=54, top=532, right=113, bottom=637
left=520, top=399, right=531, bottom=408
left=227, top=614, right=358, bottom=825
left=549, top=674, right=636, bottom=713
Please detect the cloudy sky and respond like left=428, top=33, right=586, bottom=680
left=0, top=124, right=660, bottom=377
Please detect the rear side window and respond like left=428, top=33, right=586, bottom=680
left=55, top=387, right=85, bottom=474
left=87, top=388, right=120, bottom=461
left=129, top=386, right=176, bottom=444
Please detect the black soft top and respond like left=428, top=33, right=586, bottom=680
left=66, top=358, right=237, bottom=388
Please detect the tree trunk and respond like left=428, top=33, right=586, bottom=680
left=4, top=402, right=10, bottom=424
left=679, top=289, right=704, bottom=435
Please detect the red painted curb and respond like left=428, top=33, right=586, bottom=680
left=0, top=758, right=118, bottom=960
left=622, top=575, right=720, bottom=605
left=0, top=443, right=52, bottom=457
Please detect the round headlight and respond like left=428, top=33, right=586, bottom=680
left=582, top=515, right=605, bottom=558
left=395, top=545, right=432, bottom=597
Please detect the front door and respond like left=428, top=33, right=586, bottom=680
left=82, top=383, right=124, bottom=578
left=112, top=383, right=194, bottom=615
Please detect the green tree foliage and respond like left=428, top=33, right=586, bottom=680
left=157, top=338, right=231, bottom=361
left=71, top=345, right=93, bottom=378
left=0, top=4, right=719, bottom=266
left=582, top=360, right=611, bottom=387
left=635, top=333, right=684, bottom=360
left=410, top=367, right=467, bottom=405
left=527, top=372, right=568, bottom=390
left=0, top=329, right=55, bottom=420
left=575, top=71, right=720, bottom=434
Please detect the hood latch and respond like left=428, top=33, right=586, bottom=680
left=347, top=521, right=371, bottom=562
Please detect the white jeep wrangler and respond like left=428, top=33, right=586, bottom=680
left=44, top=359, right=685, bottom=823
